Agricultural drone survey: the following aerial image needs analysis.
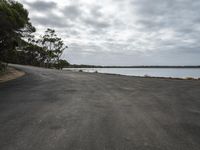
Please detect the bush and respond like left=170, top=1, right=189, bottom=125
left=0, top=62, right=7, bottom=72
left=55, top=59, right=70, bottom=70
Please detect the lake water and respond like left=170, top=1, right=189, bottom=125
left=64, top=68, right=200, bottom=78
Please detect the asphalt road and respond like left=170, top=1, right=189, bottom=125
left=0, top=64, right=200, bottom=150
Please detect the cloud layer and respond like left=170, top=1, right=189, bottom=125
left=19, top=0, right=200, bottom=65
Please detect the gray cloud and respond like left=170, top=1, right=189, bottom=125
left=132, top=0, right=200, bottom=55
left=18, top=0, right=200, bottom=65
left=31, top=14, right=71, bottom=28
left=83, top=18, right=110, bottom=29
left=63, top=5, right=82, bottom=20
left=24, top=0, right=57, bottom=11
left=134, top=0, right=200, bottom=32
left=81, top=5, right=112, bottom=33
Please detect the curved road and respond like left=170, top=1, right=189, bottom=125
left=0, top=64, right=200, bottom=150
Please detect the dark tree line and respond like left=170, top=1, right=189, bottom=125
left=0, top=0, right=69, bottom=71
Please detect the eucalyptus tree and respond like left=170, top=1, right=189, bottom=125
left=19, top=35, right=46, bottom=66
left=40, top=28, right=68, bottom=68
left=0, top=0, right=35, bottom=65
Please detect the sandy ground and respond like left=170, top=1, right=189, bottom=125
left=0, top=64, right=200, bottom=150
left=0, top=67, right=25, bottom=83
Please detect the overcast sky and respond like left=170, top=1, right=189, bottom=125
left=18, top=0, right=200, bottom=65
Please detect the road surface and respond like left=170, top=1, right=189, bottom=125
left=0, top=64, right=200, bottom=150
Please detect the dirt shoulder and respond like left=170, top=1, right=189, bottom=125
left=0, top=67, right=25, bottom=83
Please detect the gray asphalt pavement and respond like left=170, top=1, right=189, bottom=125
left=0, top=64, right=200, bottom=150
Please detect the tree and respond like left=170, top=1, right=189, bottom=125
left=0, top=1, right=70, bottom=70
left=55, top=59, right=70, bottom=70
left=40, top=28, right=68, bottom=68
left=0, top=0, right=35, bottom=64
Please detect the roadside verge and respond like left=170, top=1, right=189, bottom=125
left=0, top=67, right=25, bottom=83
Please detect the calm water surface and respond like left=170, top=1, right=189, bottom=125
left=64, top=68, right=200, bottom=78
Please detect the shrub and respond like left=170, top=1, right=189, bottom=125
left=0, top=62, right=7, bottom=72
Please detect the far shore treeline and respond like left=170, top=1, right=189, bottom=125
left=0, top=0, right=69, bottom=72
left=68, top=65, right=200, bottom=68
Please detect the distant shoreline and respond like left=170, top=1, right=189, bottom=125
left=67, top=65, right=200, bottom=68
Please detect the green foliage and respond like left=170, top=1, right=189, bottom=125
left=18, top=42, right=45, bottom=66
left=0, top=62, right=7, bottom=72
left=0, top=0, right=35, bottom=63
left=0, top=1, right=69, bottom=70
left=39, top=28, right=68, bottom=68
left=0, top=0, right=34, bottom=32
left=55, top=59, right=70, bottom=70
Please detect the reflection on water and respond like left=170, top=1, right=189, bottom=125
left=64, top=68, right=200, bottom=78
